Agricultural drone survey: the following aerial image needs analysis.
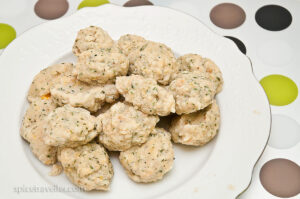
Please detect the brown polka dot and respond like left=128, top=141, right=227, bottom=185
left=260, top=158, right=300, bottom=198
left=123, top=0, right=153, bottom=7
left=35, top=0, right=69, bottom=20
left=210, top=3, right=246, bottom=29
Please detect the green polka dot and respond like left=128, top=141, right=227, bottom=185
left=260, top=75, right=298, bottom=106
left=78, top=0, right=109, bottom=10
left=0, top=23, right=16, bottom=49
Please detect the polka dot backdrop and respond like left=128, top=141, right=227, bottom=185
left=260, top=74, right=298, bottom=106
left=34, top=0, right=69, bottom=20
left=78, top=0, right=109, bottom=10
left=0, top=23, right=16, bottom=49
left=0, top=0, right=299, bottom=198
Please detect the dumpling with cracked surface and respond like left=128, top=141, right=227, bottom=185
left=169, top=71, right=217, bottom=115
left=74, top=48, right=129, bottom=84
left=98, top=102, right=159, bottom=151
left=176, top=54, right=223, bottom=93
left=116, top=75, right=175, bottom=116
left=128, top=41, right=177, bottom=85
left=27, top=63, right=73, bottom=102
left=72, top=26, right=114, bottom=56
left=20, top=98, right=57, bottom=165
left=51, top=74, right=119, bottom=112
left=43, top=105, right=99, bottom=148
left=119, top=128, right=174, bottom=183
left=170, top=100, right=220, bottom=146
left=59, top=143, right=113, bottom=191
left=117, top=34, right=147, bottom=56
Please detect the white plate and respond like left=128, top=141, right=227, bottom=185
left=0, top=4, right=271, bottom=199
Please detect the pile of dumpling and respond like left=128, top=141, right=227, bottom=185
left=20, top=26, right=223, bottom=191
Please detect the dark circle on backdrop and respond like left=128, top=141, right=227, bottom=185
left=255, top=5, right=292, bottom=31
left=210, top=3, right=246, bottom=29
left=35, top=0, right=69, bottom=20
left=260, top=158, right=300, bottom=198
left=124, top=0, right=153, bottom=7
left=225, top=36, right=247, bottom=54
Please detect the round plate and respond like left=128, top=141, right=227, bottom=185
left=0, top=4, right=271, bottom=199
